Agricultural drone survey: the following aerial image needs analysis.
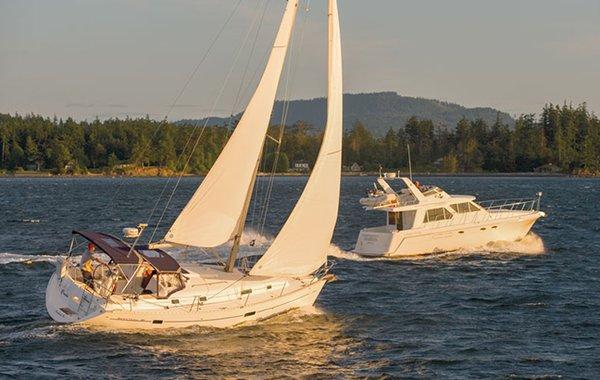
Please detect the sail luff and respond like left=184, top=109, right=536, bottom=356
left=164, top=1, right=299, bottom=248
left=250, top=0, right=343, bottom=277
left=224, top=146, right=262, bottom=272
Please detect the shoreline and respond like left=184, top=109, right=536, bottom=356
left=0, top=171, right=584, bottom=179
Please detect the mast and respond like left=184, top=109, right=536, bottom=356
left=224, top=147, right=262, bottom=272
left=407, top=143, right=413, bottom=181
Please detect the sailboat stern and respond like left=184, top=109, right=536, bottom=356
left=45, top=264, right=106, bottom=324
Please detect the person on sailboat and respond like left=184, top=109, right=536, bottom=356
left=81, top=242, right=97, bottom=288
left=140, top=263, right=155, bottom=293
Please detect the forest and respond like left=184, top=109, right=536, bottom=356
left=0, top=103, right=598, bottom=176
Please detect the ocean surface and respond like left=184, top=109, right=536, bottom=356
left=1, top=176, right=599, bottom=378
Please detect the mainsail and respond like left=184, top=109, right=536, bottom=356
left=250, top=0, right=343, bottom=277
left=165, top=1, right=299, bottom=248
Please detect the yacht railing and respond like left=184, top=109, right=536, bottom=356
left=479, top=197, right=540, bottom=213
left=424, top=194, right=542, bottom=228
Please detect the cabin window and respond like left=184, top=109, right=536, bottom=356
left=388, top=212, right=397, bottom=225
left=469, top=202, right=481, bottom=211
left=450, top=202, right=482, bottom=214
left=423, top=208, right=454, bottom=223
left=388, top=212, right=404, bottom=231
left=450, top=202, right=470, bottom=214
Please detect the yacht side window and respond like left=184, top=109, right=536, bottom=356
left=450, top=202, right=472, bottom=214
left=468, top=202, right=481, bottom=212
left=424, top=208, right=454, bottom=223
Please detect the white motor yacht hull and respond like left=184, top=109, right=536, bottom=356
left=46, top=262, right=330, bottom=330
left=354, top=211, right=544, bottom=257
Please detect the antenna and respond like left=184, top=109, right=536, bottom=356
left=407, top=143, right=413, bottom=181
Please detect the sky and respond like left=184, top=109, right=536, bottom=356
left=1, top=0, right=599, bottom=121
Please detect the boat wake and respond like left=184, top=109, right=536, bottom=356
left=463, top=232, right=546, bottom=255
left=0, top=252, right=63, bottom=266
left=328, top=232, right=546, bottom=262
left=327, top=244, right=380, bottom=262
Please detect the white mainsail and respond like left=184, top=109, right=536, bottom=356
left=250, top=0, right=343, bottom=277
left=165, top=1, right=299, bottom=248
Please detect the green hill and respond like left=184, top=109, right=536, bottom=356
left=179, top=92, right=514, bottom=136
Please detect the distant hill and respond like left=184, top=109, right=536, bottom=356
left=178, top=92, right=514, bottom=136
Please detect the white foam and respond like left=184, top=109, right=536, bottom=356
left=327, top=244, right=378, bottom=262
left=166, top=229, right=273, bottom=264
left=239, top=229, right=272, bottom=247
left=478, top=232, right=546, bottom=255
left=327, top=232, right=547, bottom=262
left=0, top=252, right=63, bottom=265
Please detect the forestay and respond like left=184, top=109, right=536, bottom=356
left=250, top=0, right=343, bottom=277
left=165, top=1, right=299, bottom=248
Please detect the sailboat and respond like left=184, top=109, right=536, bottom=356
left=45, top=0, right=343, bottom=329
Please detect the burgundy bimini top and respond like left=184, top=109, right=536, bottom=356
left=73, top=230, right=181, bottom=273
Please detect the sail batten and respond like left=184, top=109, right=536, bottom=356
left=164, top=1, right=299, bottom=248
left=250, top=0, right=343, bottom=277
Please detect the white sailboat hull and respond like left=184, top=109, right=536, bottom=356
left=354, top=210, right=544, bottom=257
left=46, top=263, right=330, bottom=330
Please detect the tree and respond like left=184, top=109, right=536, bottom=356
left=107, top=153, right=119, bottom=170
left=442, top=152, right=459, bottom=173
left=381, top=127, right=399, bottom=169
left=47, top=140, right=72, bottom=174
left=582, top=117, right=600, bottom=173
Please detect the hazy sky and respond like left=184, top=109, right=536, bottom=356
left=1, top=0, right=599, bottom=121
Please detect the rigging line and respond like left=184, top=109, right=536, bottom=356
left=144, top=0, right=261, bottom=236
left=228, top=0, right=267, bottom=232
left=227, top=0, right=271, bottom=129
left=149, top=4, right=267, bottom=244
left=234, top=27, right=277, bottom=228
left=258, top=0, right=311, bottom=235
left=255, top=6, right=302, bottom=233
left=105, top=0, right=243, bottom=212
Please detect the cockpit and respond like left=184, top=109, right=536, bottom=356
left=63, top=231, right=185, bottom=299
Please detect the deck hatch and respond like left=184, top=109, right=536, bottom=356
left=241, top=289, right=252, bottom=295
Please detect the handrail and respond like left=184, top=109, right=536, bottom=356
left=421, top=196, right=540, bottom=229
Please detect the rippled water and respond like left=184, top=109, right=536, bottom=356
left=1, top=176, right=599, bottom=378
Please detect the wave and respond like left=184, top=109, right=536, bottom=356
left=0, top=253, right=63, bottom=265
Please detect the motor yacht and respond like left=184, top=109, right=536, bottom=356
left=354, top=176, right=546, bottom=257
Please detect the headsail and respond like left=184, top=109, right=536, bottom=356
left=165, top=1, right=299, bottom=248
left=250, top=0, right=343, bottom=277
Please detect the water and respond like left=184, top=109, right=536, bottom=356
left=1, top=176, right=599, bottom=378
